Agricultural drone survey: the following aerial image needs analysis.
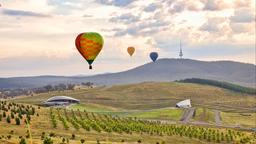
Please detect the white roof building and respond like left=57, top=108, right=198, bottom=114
left=176, top=99, right=191, bottom=108
left=43, top=96, right=80, bottom=106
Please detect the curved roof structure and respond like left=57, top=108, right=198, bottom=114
left=45, top=96, right=80, bottom=102
left=176, top=99, right=191, bottom=108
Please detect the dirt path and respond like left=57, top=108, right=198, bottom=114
left=215, top=110, right=222, bottom=125
left=180, top=108, right=195, bottom=123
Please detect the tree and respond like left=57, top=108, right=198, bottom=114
left=19, top=138, right=26, bottom=144
left=43, top=85, right=53, bottom=92
left=80, top=139, right=85, bottom=143
left=6, top=115, right=11, bottom=123
left=43, top=137, right=53, bottom=144
left=15, top=117, right=21, bottom=125
left=67, top=84, right=76, bottom=90
left=11, top=112, right=15, bottom=119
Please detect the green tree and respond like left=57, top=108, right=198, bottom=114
left=6, top=115, right=11, bottom=123
left=80, top=139, right=85, bottom=143
left=15, top=117, right=21, bottom=125
left=43, top=137, right=53, bottom=144
left=19, top=138, right=26, bottom=144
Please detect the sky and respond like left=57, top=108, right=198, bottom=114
left=0, top=0, right=255, bottom=77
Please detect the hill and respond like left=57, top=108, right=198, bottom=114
left=177, top=78, right=256, bottom=94
left=1, top=58, right=255, bottom=89
left=13, top=82, right=256, bottom=112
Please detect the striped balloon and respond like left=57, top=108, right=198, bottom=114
left=75, top=32, right=104, bottom=69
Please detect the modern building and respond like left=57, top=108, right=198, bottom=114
left=176, top=99, right=191, bottom=108
left=43, top=96, right=80, bottom=106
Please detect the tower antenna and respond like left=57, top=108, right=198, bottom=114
left=179, top=40, right=183, bottom=59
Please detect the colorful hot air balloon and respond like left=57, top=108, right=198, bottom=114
left=75, top=32, right=104, bottom=69
left=127, top=47, right=135, bottom=56
left=150, top=52, right=158, bottom=62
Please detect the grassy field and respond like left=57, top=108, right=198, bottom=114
left=0, top=102, right=231, bottom=144
left=221, top=112, right=256, bottom=128
left=127, top=108, right=183, bottom=121
left=5, top=82, right=256, bottom=143
left=192, top=108, right=215, bottom=124
left=12, top=82, right=256, bottom=112
left=1, top=101, right=255, bottom=144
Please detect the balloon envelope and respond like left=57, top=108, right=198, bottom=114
left=127, top=47, right=135, bottom=56
left=150, top=52, right=158, bottom=62
left=75, top=32, right=104, bottom=69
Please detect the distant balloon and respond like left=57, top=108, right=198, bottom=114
left=150, top=52, right=158, bottom=62
left=75, top=32, right=104, bottom=69
left=127, top=47, right=135, bottom=56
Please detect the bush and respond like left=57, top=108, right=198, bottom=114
left=71, top=134, right=75, bottom=139
left=15, top=117, right=21, bottom=125
left=7, top=135, right=11, bottom=139
left=19, top=138, right=26, bottom=144
left=80, top=139, right=85, bottom=143
left=6, top=115, right=11, bottom=123
left=49, top=132, right=55, bottom=137
left=43, top=137, right=53, bottom=144
left=11, top=112, right=15, bottom=119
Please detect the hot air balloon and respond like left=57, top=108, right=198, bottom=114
left=127, top=47, right=135, bottom=56
left=75, top=32, right=104, bottom=69
left=150, top=52, right=158, bottom=62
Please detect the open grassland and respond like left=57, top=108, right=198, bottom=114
left=192, top=108, right=215, bottom=124
left=12, top=82, right=256, bottom=112
left=221, top=112, right=256, bottom=128
left=125, top=108, right=183, bottom=121
left=1, top=101, right=255, bottom=144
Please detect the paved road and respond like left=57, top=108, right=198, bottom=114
left=180, top=108, right=195, bottom=123
left=215, top=110, right=222, bottom=125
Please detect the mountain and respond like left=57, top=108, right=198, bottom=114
left=0, top=58, right=255, bottom=89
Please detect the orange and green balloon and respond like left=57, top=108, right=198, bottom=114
left=75, top=32, right=104, bottom=69
left=127, top=47, right=135, bottom=56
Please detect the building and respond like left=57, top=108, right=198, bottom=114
left=176, top=99, right=191, bottom=108
left=43, top=96, right=80, bottom=106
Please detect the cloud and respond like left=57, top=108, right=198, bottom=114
left=203, top=0, right=231, bottom=11
left=110, top=13, right=140, bottom=24
left=95, top=0, right=134, bottom=7
left=2, top=9, right=50, bottom=17
left=229, top=23, right=253, bottom=34
left=83, top=14, right=93, bottom=18
left=230, top=8, right=255, bottom=23
left=199, top=17, right=227, bottom=33
left=144, top=3, right=161, bottom=12
left=114, top=20, right=170, bottom=36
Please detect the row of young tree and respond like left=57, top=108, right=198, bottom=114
left=0, top=101, right=38, bottom=125
left=49, top=108, right=256, bottom=144
left=178, top=78, right=256, bottom=94
left=0, top=82, right=94, bottom=98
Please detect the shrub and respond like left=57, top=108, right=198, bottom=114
left=71, top=134, right=75, bottom=139
left=3, top=111, right=6, bottom=117
left=62, top=138, right=65, bottom=143
left=80, top=139, right=85, bottom=143
left=15, top=117, right=21, bottom=125
left=19, top=138, right=27, bottom=144
left=7, top=135, right=11, bottom=139
left=49, top=132, right=55, bottom=137
left=43, top=137, right=53, bottom=144
left=11, top=112, right=15, bottom=119
left=6, top=115, right=11, bottom=123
